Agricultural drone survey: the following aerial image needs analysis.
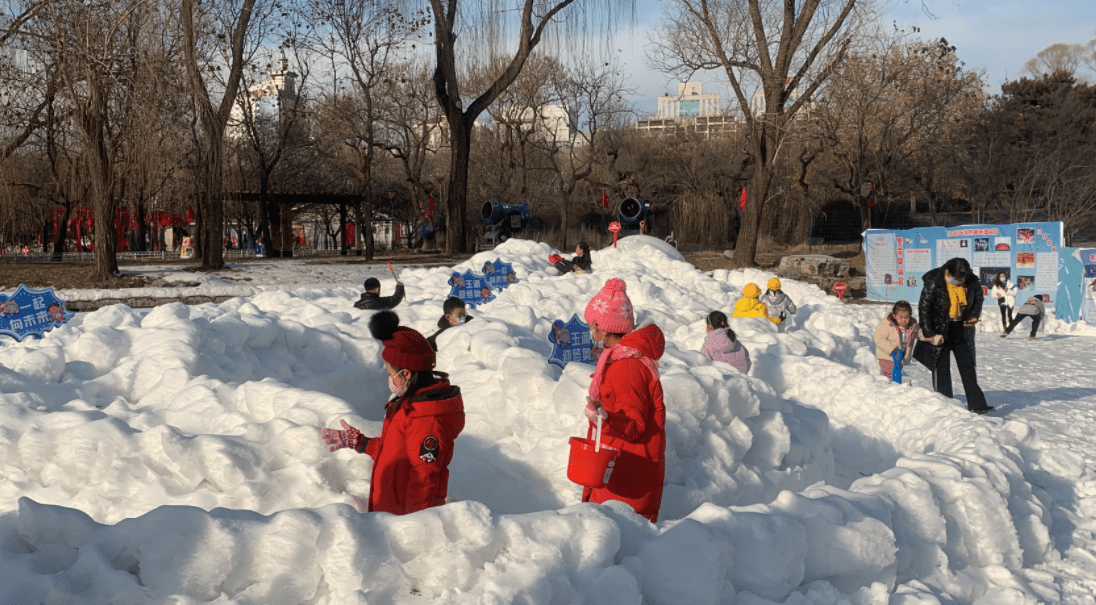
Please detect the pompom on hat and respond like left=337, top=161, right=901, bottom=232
left=768, top=277, right=781, bottom=290
left=584, top=278, right=635, bottom=334
left=369, top=311, right=436, bottom=371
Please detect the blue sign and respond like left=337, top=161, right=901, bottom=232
left=864, top=222, right=1063, bottom=307
left=482, top=258, right=518, bottom=292
left=547, top=314, right=597, bottom=368
left=447, top=270, right=495, bottom=310
left=0, top=284, right=75, bottom=342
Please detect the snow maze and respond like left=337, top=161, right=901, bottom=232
left=1, top=237, right=1094, bottom=604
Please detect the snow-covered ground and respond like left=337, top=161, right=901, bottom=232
left=56, top=257, right=450, bottom=302
left=2, top=237, right=1096, bottom=604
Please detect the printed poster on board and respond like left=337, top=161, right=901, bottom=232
left=546, top=314, right=597, bottom=367
left=482, top=259, right=518, bottom=292
left=863, top=222, right=1062, bottom=306
left=0, top=284, right=76, bottom=342
left=446, top=270, right=496, bottom=310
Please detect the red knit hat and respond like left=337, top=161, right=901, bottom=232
left=584, top=278, right=635, bottom=334
left=369, top=311, right=436, bottom=371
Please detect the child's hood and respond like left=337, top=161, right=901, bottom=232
left=620, top=323, right=665, bottom=361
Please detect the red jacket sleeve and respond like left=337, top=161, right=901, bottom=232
left=401, top=416, right=449, bottom=514
left=364, top=433, right=381, bottom=458
left=598, top=358, right=653, bottom=442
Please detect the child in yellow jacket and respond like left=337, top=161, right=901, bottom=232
left=732, top=283, right=780, bottom=324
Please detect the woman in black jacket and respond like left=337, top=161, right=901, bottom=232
left=913, top=257, right=994, bottom=414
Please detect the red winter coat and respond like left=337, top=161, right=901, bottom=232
left=584, top=324, right=667, bottom=522
left=364, top=380, right=465, bottom=515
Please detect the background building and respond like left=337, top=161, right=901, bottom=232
left=656, top=82, right=721, bottom=118
left=636, top=82, right=738, bottom=137
left=228, top=49, right=298, bottom=139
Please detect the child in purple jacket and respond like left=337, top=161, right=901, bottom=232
left=701, top=311, right=751, bottom=373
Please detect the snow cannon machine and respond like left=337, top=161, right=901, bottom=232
left=618, top=197, right=649, bottom=236
left=477, top=201, right=530, bottom=251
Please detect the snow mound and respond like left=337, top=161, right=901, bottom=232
left=0, top=238, right=1089, bottom=604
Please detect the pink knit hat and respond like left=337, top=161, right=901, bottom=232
left=585, top=278, right=635, bottom=334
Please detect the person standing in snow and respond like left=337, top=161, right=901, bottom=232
left=354, top=277, right=405, bottom=311
left=759, top=277, right=797, bottom=332
left=990, top=272, right=1017, bottom=333
left=550, top=242, right=593, bottom=274
left=732, top=283, right=779, bottom=324
left=427, top=297, right=474, bottom=351
left=913, top=257, right=993, bottom=414
left=874, top=301, right=917, bottom=379
left=583, top=278, right=666, bottom=523
left=321, top=311, right=465, bottom=515
left=1001, top=294, right=1045, bottom=340
left=700, top=311, right=751, bottom=373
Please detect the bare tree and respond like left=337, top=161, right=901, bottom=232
left=807, top=35, right=985, bottom=229
left=536, top=58, right=633, bottom=250
left=426, top=0, right=633, bottom=254
left=310, top=0, right=421, bottom=259
left=1023, top=42, right=1086, bottom=79
left=180, top=0, right=271, bottom=268
left=376, top=61, right=447, bottom=222
left=31, top=0, right=168, bottom=278
left=652, top=0, right=873, bottom=266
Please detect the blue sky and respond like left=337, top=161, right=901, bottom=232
left=614, top=0, right=1096, bottom=116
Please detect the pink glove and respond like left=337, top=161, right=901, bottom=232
left=585, top=400, right=608, bottom=423
left=321, top=420, right=367, bottom=452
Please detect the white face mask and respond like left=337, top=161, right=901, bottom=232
left=945, top=275, right=963, bottom=286
left=388, top=372, right=408, bottom=397
left=449, top=314, right=467, bottom=326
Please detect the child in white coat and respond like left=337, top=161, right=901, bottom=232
left=990, top=272, right=1017, bottom=333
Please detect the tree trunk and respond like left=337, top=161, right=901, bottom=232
left=339, top=203, right=348, bottom=255
left=51, top=203, right=70, bottom=260
left=560, top=189, right=570, bottom=251
left=445, top=123, right=470, bottom=254
left=364, top=202, right=375, bottom=260
left=731, top=173, right=771, bottom=269
left=84, top=114, right=118, bottom=279
left=200, top=132, right=226, bottom=269
left=279, top=202, right=293, bottom=256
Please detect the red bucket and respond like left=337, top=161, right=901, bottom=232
left=567, top=437, right=620, bottom=489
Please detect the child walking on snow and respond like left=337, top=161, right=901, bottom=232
left=759, top=278, right=797, bottom=332
left=582, top=278, right=666, bottom=523
left=321, top=311, right=465, bottom=515
left=874, top=301, right=917, bottom=380
left=1002, top=294, right=1045, bottom=340
left=700, top=311, right=751, bottom=373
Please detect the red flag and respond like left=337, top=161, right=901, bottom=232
left=601, top=189, right=609, bottom=210
left=186, top=206, right=194, bottom=224
left=739, top=188, right=747, bottom=211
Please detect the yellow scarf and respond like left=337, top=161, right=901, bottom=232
left=946, top=282, right=967, bottom=320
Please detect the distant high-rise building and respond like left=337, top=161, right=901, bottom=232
left=636, top=82, right=738, bottom=138
left=657, top=82, right=722, bottom=119
left=228, top=49, right=299, bottom=140
left=494, top=104, right=576, bottom=144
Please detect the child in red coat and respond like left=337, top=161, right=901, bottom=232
left=583, top=278, right=667, bottom=523
left=322, top=311, right=465, bottom=515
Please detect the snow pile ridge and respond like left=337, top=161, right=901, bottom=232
left=0, top=237, right=1093, bottom=604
